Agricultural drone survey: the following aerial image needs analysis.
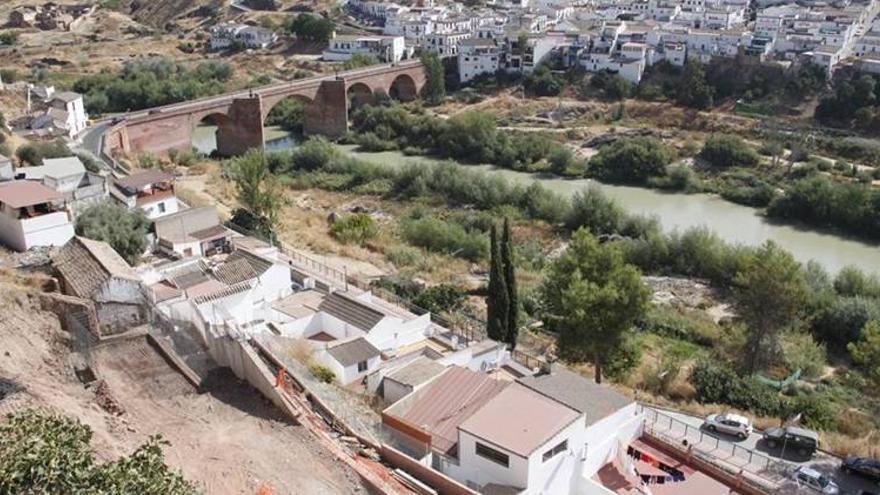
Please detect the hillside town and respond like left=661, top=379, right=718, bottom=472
left=341, top=0, right=880, bottom=81
left=1, top=0, right=880, bottom=493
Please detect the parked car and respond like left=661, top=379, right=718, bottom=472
left=762, top=426, right=819, bottom=457
left=842, top=457, right=880, bottom=482
left=793, top=467, right=839, bottom=494
left=703, top=412, right=753, bottom=439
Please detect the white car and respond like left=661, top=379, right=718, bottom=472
left=793, top=467, right=840, bottom=494
left=703, top=412, right=753, bottom=439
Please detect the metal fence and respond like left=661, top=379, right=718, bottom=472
left=642, top=407, right=788, bottom=483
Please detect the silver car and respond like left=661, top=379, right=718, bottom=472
left=703, top=412, right=753, bottom=439
left=794, top=467, right=840, bottom=494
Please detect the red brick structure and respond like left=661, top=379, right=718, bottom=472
left=103, top=60, right=426, bottom=157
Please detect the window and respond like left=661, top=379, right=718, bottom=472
left=357, top=360, right=368, bottom=372
left=475, top=442, right=509, bottom=467
left=158, top=202, right=166, bottom=214
left=542, top=440, right=568, bottom=462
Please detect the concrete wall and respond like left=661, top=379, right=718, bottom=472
left=0, top=206, right=73, bottom=252
left=582, top=403, right=643, bottom=478
left=381, top=444, right=480, bottom=495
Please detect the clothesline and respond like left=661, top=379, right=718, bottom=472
left=627, top=446, right=687, bottom=485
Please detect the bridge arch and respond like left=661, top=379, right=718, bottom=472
left=192, top=112, right=233, bottom=156
left=347, top=83, right=375, bottom=111
left=389, top=74, right=418, bottom=102
left=262, top=94, right=313, bottom=142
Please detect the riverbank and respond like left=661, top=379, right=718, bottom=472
left=191, top=125, right=880, bottom=275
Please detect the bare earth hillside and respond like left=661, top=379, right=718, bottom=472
left=0, top=269, right=365, bottom=495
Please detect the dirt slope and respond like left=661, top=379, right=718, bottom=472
left=0, top=271, right=364, bottom=494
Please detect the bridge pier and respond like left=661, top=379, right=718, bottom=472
left=217, top=96, right=265, bottom=157
left=303, top=80, right=348, bottom=139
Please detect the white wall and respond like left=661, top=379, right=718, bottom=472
left=140, top=197, right=179, bottom=219
left=366, top=313, right=431, bottom=353
left=315, top=349, right=381, bottom=385
left=581, top=403, right=643, bottom=478
left=0, top=207, right=74, bottom=252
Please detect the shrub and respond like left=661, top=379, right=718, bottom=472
left=564, top=185, right=626, bottom=234
left=699, top=134, right=760, bottom=168
left=689, top=361, right=782, bottom=416
left=412, top=284, right=466, bottom=314
left=15, top=139, right=71, bottom=166
left=812, top=296, right=880, bottom=349
left=778, top=331, right=827, bottom=378
left=602, top=336, right=643, bottom=381
left=308, top=364, right=336, bottom=383
left=329, top=213, right=379, bottom=244
left=288, top=137, right=339, bottom=171
left=589, top=137, right=673, bottom=184
left=785, top=393, right=840, bottom=431
left=834, top=266, right=880, bottom=298
left=400, top=216, right=488, bottom=262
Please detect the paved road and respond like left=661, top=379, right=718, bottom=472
left=646, top=407, right=879, bottom=494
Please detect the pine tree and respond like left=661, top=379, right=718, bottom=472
left=501, top=218, right=518, bottom=348
left=486, top=223, right=508, bottom=341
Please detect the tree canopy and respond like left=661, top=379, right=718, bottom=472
left=0, top=410, right=195, bottom=495
left=848, top=320, right=880, bottom=385
left=75, top=203, right=150, bottom=265
left=228, top=150, right=286, bottom=239
left=541, top=229, right=649, bottom=383
left=420, top=52, right=446, bottom=105
left=285, top=14, right=335, bottom=43
left=734, top=241, right=808, bottom=373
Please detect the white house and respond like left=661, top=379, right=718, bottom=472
left=517, top=365, right=643, bottom=479
left=52, top=236, right=146, bottom=332
left=33, top=91, right=87, bottom=137
left=154, top=206, right=234, bottom=258
left=210, top=23, right=278, bottom=50
left=380, top=355, right=446, bottom=404
left=17, top=156, right=86, bottom=195
left=0, top=181, right=74, bottom=251
left=316, top=336, right=382, bottom=384
left=458, top=38, right=501, bottom=82
left=323, top=35, right=406, bottom=63
left=111, top=170, right=178, bottom=219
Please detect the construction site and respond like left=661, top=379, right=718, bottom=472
left=0, top=255, right=419, bottom=495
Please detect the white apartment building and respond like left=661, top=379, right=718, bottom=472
left=458, top=38, right=501, bottom=82
left=424, top=32, right=472, bottom=56
left=323, top=34, right=406, bottom=62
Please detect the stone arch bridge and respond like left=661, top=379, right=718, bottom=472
left=102, top=60, right=426, bottom=157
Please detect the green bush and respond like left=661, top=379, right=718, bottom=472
left=15, top=139, right=71, bottom=166
left=308, top=364, right=336, bottom=383
left=412, top=284, right=466, bottom=314
left=689, top=361, right=783, bottom=416
left=0, top=410, right=195, bottom=494
left=784, top=393, right=840, bottom=431
left=699, top=134, right=760, bottom=168
left=588, top=137, right=673, bottom=184
left=329, top=213, right=379, bottom=244
left=400, top=216, right=488, bottom=262
left=778, top=331, right=827, bottom=378
left=602, top=335, right=643, bottom=381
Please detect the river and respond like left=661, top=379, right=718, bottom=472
left=193, top=125, right=880, bottom=275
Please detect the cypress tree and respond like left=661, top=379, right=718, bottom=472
left=501, top=218, right=518, bottom=348
left=486, top=223, right=508, bottom=341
